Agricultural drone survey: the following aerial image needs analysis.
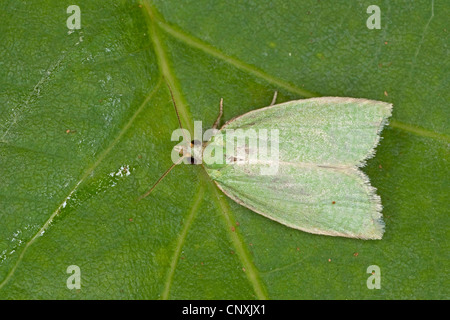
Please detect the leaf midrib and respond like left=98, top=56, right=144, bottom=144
left=143, top=1, right=269, bottom=299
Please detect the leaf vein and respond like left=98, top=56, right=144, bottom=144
left=161, top=185, right=205, bottom=299
left=153, top=14, right=318, bottom=99
left=152, top=7, right=446, bottom=143
left=0, top=79, right=162, bottom=290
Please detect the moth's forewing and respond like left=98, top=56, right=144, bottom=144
left=220, top=97, right=392, bottom=167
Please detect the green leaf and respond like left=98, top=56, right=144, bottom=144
left=0, top=0, right=448, bottom=299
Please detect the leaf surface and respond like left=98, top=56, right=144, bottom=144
left=0, top=0, right=448, bottom=299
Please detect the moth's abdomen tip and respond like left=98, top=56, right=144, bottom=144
left=363, top=225, right=385, bottom=240
left=370, top=232, right=383, bottom=240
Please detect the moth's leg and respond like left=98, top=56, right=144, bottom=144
left=270, top=91, right=278, bottom=106
left=212, top=98, right=223, bottom=130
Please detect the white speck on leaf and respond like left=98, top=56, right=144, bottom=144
left=110, top=165, right=132, bottom=178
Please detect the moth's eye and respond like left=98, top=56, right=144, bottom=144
left=190, top=139, right=201, bottom=147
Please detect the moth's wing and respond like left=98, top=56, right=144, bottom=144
left=206, top=163, right=384, bottom=239
left=220, top=97, right=392, bottom=167
left=204, top=97, right=392, bottom=239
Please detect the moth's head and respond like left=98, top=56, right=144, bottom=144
left=174, top=139, right=203, bottom=165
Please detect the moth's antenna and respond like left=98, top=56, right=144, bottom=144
left=164, top=80, right=189, bottom=142
left=137, top=156, right=185, bottom=201
left=137, top=80, right=190, bottom=201
left=270, top=91, right=278, bottom=106
left=212, top=98, right=223, bottom=130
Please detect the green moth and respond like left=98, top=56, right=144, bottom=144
left=141, top=87, right=392, bottom=240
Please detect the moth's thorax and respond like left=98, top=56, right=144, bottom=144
left=201, top=133, right=228, bottom=169
left=175, top=141, right=204, bottom=165
left=191, top=141, right=204, bottom=164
